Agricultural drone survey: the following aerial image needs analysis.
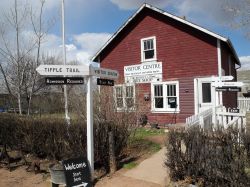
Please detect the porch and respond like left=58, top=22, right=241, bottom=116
left=186, top=97, right=250, bottom=130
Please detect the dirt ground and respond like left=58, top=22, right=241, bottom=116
left=0, top=166, right=162, bottom=187
left=0, top=134, right=166, bottom=187
left=0, top=166, right=49, bottom=187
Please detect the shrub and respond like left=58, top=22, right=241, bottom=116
left=165, top=127, right=250, bottom=187
left=0, top=114, right=131, bottom=171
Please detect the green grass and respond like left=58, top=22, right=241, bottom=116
left=123, top=162, right=138, bottom=169
left=128, top=127, right=165, bottom=154
left=132, top=127, right=165, bottom=139
left=123, top=128, right=165, bottom=169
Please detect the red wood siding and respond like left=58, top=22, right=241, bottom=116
left=99, top=8, right=222, bottom=124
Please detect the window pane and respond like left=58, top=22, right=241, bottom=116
left=144, top=41, right=147, bottom=50
left=126, top=86, right=133, bottom=97
left=202, top=83, right=211, bottom=103
left=144, top=50, right=154, bottom=60
left=167, top=85, right=176, bottom=96
left=126, top=98, right=134, bottom=108
left=117, top=98, right=123, bottom=108
left=154, top=85, right=163, bottom=96
left=167, top=97, right=177, bottom=108
left=150, top=39, right=154, bottom=49
left=155, top=98, right=163, bottom=108
left=116, top=87, right=123, bottom=97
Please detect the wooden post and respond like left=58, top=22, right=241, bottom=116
left=109, top=130, right=117, bottom=174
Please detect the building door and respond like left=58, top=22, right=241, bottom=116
left=195, top=78, right=214, bottom=114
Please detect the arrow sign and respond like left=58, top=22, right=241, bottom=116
left=72, top=183, right=88, bottom=187
left=36, top=65, right=90, bottom=76
left=91, top=67, right=119, bottom=79
left=211, top=75, right=234, bottom=81
left=212, top=81, right=244, bottom=87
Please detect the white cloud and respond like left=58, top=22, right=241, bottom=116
left=39, top=32, right=112, bottom=64
left=239, top=56, right=250, bottom=71
left=73, top=33, right=112, bottom=62
left=110, top=0, right=170, bottom=10
left=73, top=33, right=111, bottom=53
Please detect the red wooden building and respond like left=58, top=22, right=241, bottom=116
left=92, top=4, right=241, bottom=124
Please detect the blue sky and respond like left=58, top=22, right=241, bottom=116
left=1, top=0, right=250, bottom=70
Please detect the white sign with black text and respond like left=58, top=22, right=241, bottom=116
left=125, top=74, right=162, bottom=83
left=124, top=62, right=162, bottom=77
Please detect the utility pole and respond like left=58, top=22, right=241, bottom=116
left=61, top=0, right=70, bottom=125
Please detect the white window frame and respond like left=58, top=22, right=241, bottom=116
left=141, top=36, right=157, bottom=62
left=151, top=81, right=180, bottom=113
left=114, top=84, right=135, bottom=111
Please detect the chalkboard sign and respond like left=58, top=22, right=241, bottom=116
left=62, top=157, right=92, bottom=187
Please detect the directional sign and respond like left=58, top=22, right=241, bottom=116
left=97, top=78, right=114, bottom=86
left=216, top=87, right=241, bottom=92
left=45, top=77, right=84, bottom=85
left=36, top=65, right=90, bottom=76
left=91, top=67, right=119, bottom=79
left=212, top=81, right=244, bottom=87
left=62, top=157, right=92, bottom=187
left=211, top=75, right=234, bottom=81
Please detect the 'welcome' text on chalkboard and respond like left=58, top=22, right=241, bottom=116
left=62, top=157, right=92, bottom=187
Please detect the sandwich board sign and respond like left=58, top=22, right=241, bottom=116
left=62, top=157, right=92, bottom=187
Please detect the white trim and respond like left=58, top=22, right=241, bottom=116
left=151, top=81, right=180, bottom=113
left=140, top=36, right=157, bottom=62
left=194, top=78, right=198, bottom=115
left=91, top=3, right=240, bottom=65
left=217, top=39, right=222, bottom=78
left=195, top=77, right=214, bottom=114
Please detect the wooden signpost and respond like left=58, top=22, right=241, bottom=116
left=36, top=64, right=118, bottom=182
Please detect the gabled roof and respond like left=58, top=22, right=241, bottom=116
left=92, top=3, right=240, bottom=65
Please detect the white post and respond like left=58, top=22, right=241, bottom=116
left=62, top=0, right=70, bottom=125
left=212, top=85, right=217, bottom=128
left=87, top=75, right=94, bottom=179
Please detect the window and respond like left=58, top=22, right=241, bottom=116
left=114, top=84, right=135, bottom=110
left=152, top=81, right=179, bottom=112
left=141, top=36, right=156, bottom=62
left=202, top=83, right=211, bottom=103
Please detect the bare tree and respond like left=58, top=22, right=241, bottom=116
left=0, top=0, right=55, bottom=115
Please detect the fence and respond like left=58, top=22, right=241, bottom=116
left=186, top=108, right=213, bottom=130
left=238, top=97, right=250, bottom=111
left=216, top=106, right=246, bottom=130
left=186, top=105, right=246, bottom=130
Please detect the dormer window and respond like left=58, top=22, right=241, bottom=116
left=141, top=36, right=156, bottom=62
